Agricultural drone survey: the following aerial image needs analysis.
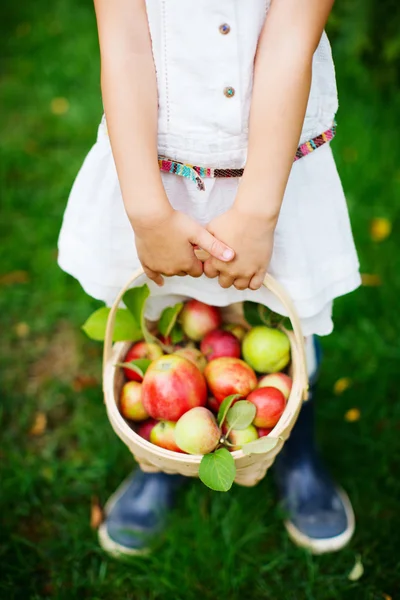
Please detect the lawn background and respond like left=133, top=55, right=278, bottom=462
left=1, top=1, right=399, bottom=598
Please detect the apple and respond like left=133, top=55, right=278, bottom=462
left=258, top=372, right=292, bottom=399
left=223, top=323, right=247, bottom=341
left=142, top=354, right=207, bottom=421
left=123, top=341, right=164, bottom=381
left=137, top=419, right=158, bottom=441
left=257, top=427, right=273, bottom=437
left=247, top=387, right=286, bottom=428
left=119, top=381, right=149, bottom=421
left=200, top=329, right=241, bottom=361
left=175, top=407, right=221, bottom=454
left=204, top=357, right=257, bottom=404
left=242, top=326, right=290, bottom=373
left=207, top=396, right=220, bottom=413
left=150, top=421, right=183, bottom=452
left=174, top=347, right=207, bottom=373
left=223, top=424, right=258, bottom=451
left=180, top=300, right=222, bottom=342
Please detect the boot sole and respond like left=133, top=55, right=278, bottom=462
left=284, top=488, right=355, bottom=555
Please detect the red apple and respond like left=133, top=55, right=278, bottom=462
left=258, top=372, right=292, bottom=399
left=174, top=347, right=207, bottom=373
left=223, top=323, right=247, bottom=341
left=204, top=357, right=257, bottom=404
left=150, top=421, right=183, bottom=452
left=180, top=300, right=222, bottom=342
left=223, top=424, right=258, bottom=451
left=142, top=355, right=207, bottom=421
left=175, top=407, right=221, bottom=454
left=200, top=329, right=241, bottom=361
left=123, top=341, right=163, bottom=381
left=137, top=419, right=158, bottom=441
left=247, top=387, right=286, bottom=428
left=119, top=381, right=149, bottom=421
left=257, top=427, right=273, bottom=437
left=207, top=396, right=220, bottom=414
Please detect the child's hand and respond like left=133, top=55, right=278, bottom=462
left=133, top=208, right=235, bottom=286
left=203, top=206, right=275, bottom=290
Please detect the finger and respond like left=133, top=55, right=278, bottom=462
left=249, top=272, right=265, bottom=290
left=187, top=259, right=204, bottom=278
left=203, top=259, right=219, bottom=279
left=191, top=227, right=235, bottom=263
left=143, top=266, right=164, bottom=287
left=233, top=277, right=250, bottom=291
left=218, top=272, right=235, bottom=289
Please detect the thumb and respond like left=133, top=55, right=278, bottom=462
left=191, top=227, right=235, bottom=262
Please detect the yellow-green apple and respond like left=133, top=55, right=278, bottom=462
left=175, top=407, right=221, bottom=454
left=119, top=381, right=149, bottom=421
left=142, top=355, right=207, bottom=421
left=180, top=300, right=222, bottom=342
left=123, top=341, right=163, bottom=381
left=257, top=427, right=273, bottom=437
left=224, top=424, right=258, bottom=451
left=247, top=387, right=286, bottom=428
left=150, top=421, right=184, bottom=452
left=200, top=329, right=241, bottom=361
left=258, top=372, right=292, bottom=399
left=174, top=347, right=207, bottom=373
left=137, top=419, right=158, bottom=441
left=242, top=326, right=290, bottom=373
left=207, top=396, right=220, bottom=413
left=204, top=357, right=257, bottom=404
left=223, top=323, right=247, bottom=341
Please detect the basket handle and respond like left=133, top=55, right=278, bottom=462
left=103, top=269, right=309, bottom=400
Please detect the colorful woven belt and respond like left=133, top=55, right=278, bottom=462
left=159, top=122, right=336, bottom=191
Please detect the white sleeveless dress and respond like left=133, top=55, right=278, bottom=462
left=58, top=0, right=361, bottom=336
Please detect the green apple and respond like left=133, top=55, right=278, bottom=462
left=242, top=326, right=290, bottom=373
left=225, top=424, right=258, bottom=451
left=175, top=407, right=221, bottom=455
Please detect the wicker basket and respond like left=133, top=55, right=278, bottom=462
left=103, top=269, right=309, bottom=487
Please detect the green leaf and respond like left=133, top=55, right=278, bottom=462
left=348, top=555, right=364, bottom=581
left=242, top=436, right=279, bottom=455
left=158, top=303, right=184, bottom=338
left=199, top=448, right=236, bottom=492
left=226, top=401, right=256, bottom=431
left=170, top=323, right=184, bottom=344
left=123, top=284, right=158, bottom=345
left=243, top=301, right=285, bottom=329
left=218, top=394, right=242, bottom=427
left=82, top=307, right=142, bottom=342
left=115, top=358, right=152, bottom=378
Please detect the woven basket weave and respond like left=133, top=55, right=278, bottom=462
left=103, top=269, right=308, bottom=487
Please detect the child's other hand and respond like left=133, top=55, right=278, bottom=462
left=203, top=207, right=275, bottom=290
left=133, top=208, right=235, bottom=286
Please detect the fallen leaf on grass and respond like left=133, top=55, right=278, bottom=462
left=370, top=217, right=392, bottom=242
left=333, top=377, right=352, bottom=395
left=29, top=412, right=47, bottom=436
left=348, top=554, right=364, bottom=581
left=345, top=408, right=361, bottom=423
left=0, top=270, right=29, bottom=285
left=50, top=97, right=70, bottom=115
left=15, top=322, right=30, bottom=338
left=90, top=497, right=104, bottom=529
left=361, top=274, right=382, bottom=287
left=72, top=374, right=99, bottom=392
left=382, top=595, right=392, bottom=600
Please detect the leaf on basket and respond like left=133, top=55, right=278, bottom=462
left=170, top=323, right=184, bottom=344
left=123, top=284, right=157, bottom=345
left=199, top=448, right=236, bottom=492
left=243, top=301, right=268, bottom=327
left=348, top=554, right=364, bottom=581
left=82, top=307, right=142, bottom=342
left=242, top=436, right=279, bottom=455
left=218, top=394, right=242, bottom=427
left=226, top=401, right=256, bottom=431
left=116, top=358, right=152, bottom=377
left=158, top=303, right=184, bottom=338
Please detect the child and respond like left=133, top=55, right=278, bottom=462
left=58, top=0, right=360, bottom=557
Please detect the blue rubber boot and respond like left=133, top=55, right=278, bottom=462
left=274, top=337, right=355, bottom=554
left=98, top=470, right=185, bottom=558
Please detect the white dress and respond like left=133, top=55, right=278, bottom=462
left=58, top=1, right=361, bottom=337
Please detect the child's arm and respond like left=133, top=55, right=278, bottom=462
left=204, top=0, right=334, bottom=290
left=94, top=0, right=234, bottom=286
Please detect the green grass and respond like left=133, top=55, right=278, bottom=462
left=1, top=2, right=400, bottom=598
